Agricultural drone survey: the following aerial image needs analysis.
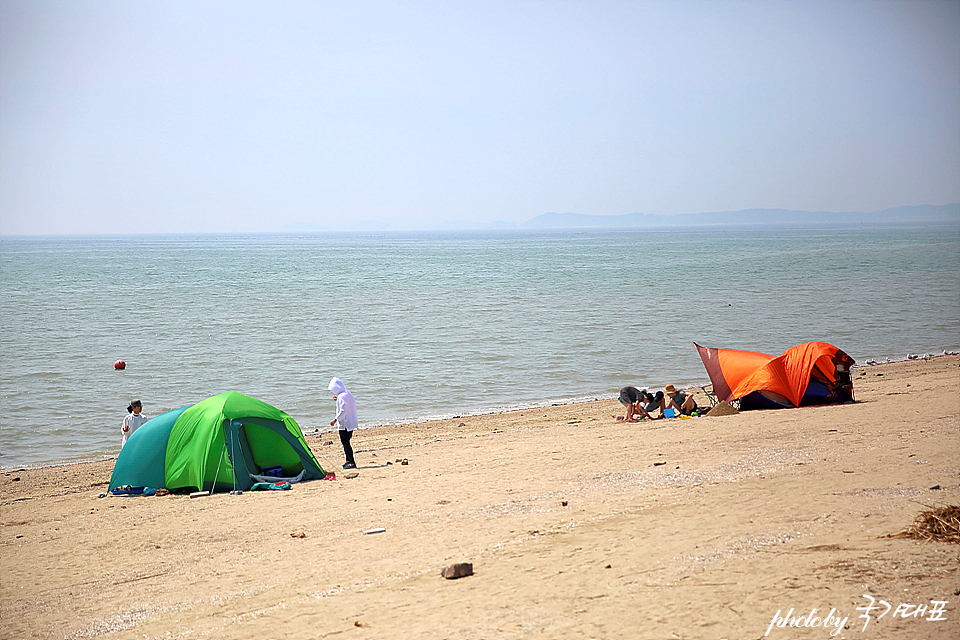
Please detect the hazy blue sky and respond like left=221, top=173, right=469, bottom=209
left=2, top=0, right=958, bottom=234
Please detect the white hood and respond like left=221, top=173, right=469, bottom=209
left=328, top=377, right=347, bottom=395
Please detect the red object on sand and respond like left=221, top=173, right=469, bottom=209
left=114, top=360, right=126, bottom=370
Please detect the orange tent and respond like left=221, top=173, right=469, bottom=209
left=695, top=341, right=855, bottom=410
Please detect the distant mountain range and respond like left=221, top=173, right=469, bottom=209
left=521, top=204, right=960, bottom=229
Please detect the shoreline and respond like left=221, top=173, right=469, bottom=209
left=2, top=354, right=958, bottom=639
left=5, top=351, right=956, bottom=474
left=0, top=393, right=620, bottom=474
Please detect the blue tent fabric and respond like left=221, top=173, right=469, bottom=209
left=112, top=406, right=189, bottom=489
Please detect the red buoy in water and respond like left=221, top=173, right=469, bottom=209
left=114, top=360, right=126, bottom=370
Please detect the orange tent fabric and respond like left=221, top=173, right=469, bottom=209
left=695, top=341, right=854, bottom=408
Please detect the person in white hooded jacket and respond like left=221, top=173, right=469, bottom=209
left=328, top=377, right=358, bottom=469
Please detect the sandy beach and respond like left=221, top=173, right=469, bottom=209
left=2, top=355, right=958, bottom=640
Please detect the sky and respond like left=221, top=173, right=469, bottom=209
left=1, top=0, right=958, bottom=235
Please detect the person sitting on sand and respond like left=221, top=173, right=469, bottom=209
left=664, top=384, right=697, bottom=416
left=618, top=386, right=656, bottom=421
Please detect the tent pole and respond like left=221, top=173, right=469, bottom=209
left=209, top=439, right=227, bottom=495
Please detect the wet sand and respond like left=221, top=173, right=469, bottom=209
left=2, top=355, right=958, bottom=639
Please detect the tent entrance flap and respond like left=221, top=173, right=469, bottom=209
left=225, top=420, right=258, bottom=491
left=225, top=417, right=325, bottom=491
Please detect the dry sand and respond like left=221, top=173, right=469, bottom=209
left=2, top=356, right=958, bottom=640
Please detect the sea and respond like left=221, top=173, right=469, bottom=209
left=2, top=224, right=958, bottom=470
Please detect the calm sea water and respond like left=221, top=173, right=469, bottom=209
left=2, top=225, right=958, bottom=470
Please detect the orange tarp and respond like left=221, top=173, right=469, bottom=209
left=696, top=341, right=849, bottom=407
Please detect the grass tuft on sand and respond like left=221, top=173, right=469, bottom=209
left=896, top=505, right=960, bottom=544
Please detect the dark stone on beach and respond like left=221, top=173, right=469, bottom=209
left=441, top=562, right=473, bottom=579
left=930, top=485, right=941, bottom=490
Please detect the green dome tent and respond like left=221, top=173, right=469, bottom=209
left=110, top=392, right=325, bottom=493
